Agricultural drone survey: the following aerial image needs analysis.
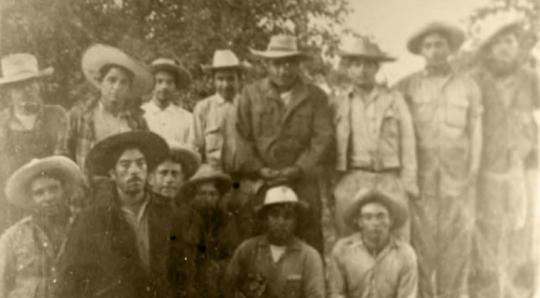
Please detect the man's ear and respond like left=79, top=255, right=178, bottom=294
left=108, top=168, right=116, bottom=180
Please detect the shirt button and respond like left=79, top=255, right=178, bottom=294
left=146, top=286, right=151, bottom=291
left=43, top=242, right=48, bottom=248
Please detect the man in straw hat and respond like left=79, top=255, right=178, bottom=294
left=0, top=53, right=69, bottom=232
left=179, top=164, right=240, bottom=298
left=235, top=34, right=333, bottom=254
left=0, top=156, right=84, bottom=298
left=328, top=188, right=418, bottom=298
left=395, top=21, right=482, bottom=298
left=225, top=185, right=325, bottom=298
left=331, top=36, right=416, bottom=241
left=65, top=44, right=152, bottom=169
left=56, top=131, right=193, bottom=298
left=148, top=142, right=201, bottom=209
left=142, top=57, right=194, bottom=146
left=468, top=16, right=538, bottom=298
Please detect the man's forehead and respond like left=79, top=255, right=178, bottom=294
left=155, top=70, right=176, bottom=79
left=360, top=201, right=390, bottom=214
left=116, top=147, right=146, bottom=161
left=156, top=159, right=183, bottom=171
left=30, top=173, right=62, bottom=188
left=422, top=31, right=449, bottom=43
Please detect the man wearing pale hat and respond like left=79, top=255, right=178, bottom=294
left=0, top=156, right=84, bottom=298
left=395, top=21, right=482, bottom=298
left=0, top=53, right=70, bottom=232
left=235, top=34, right=333, bottom=254
left=468, top=16, right=538, bottom=298
left=56, top=131, right=193, bottom=298
left=332, top=37, right=417, bottom=241
left=225, top=185, right=325, bottom=298
left=142, top=57, right=194, bottom=146
left=328, top=189, right=418, bottom=298
left=65, top=44, right=152, bottom=169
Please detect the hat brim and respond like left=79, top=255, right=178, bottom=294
left=180, top=172, right=231, bottom=198
left=5, top=156, right=84, bottom=209
left=407, top=23, right=465, bottom=55
left=85, top=131, right=169, bottom=177
left=476, top=20, right=523, bottom=54
left=168, top=147, right=201, bottom=179
left=254, top=200, right=309, bottom=216
left=249, top=49, right=309, bottom=60
left=0, top=67, right=53, bottom=86
left=82, top=44, right=154, bottom=98
left=338, top=51, right=396, bottom=62
left=151, top=63, right=191, bottom=88
left=201, top=64, right=245, bottom=73
left=344, top=189, right=408, bottom=230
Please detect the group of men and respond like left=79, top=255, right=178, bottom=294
left=0, top=15, right=537, bottom=298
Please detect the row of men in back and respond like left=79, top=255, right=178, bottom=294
left=0, top=16, right=538, bottom=298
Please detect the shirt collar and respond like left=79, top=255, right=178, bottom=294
left=351, top=232, right=400, bottom=250
left=120, top=194, right=150, bottom=223
left=257, top=235, right=302, bottom=251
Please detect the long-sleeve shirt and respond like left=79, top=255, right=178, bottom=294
left=328, top=233, right=418, bottom=298
left=141, top=100, right=194, bottom=146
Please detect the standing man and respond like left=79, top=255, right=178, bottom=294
left=0, top=54, right=69, bottom=231
left=0, top=156, right=85, bottom=298
left=332, top=37, right=417, bottom=238
left=235, top=35, right=333, bottom=254
left=56, top=131, right=193, bottom=298
left=396, top=21, right=483, bottom=298
left=66, top=44, right=152, bottom=169
left=328, top=189, right=418, bottom=298
left=142, top=58, right=194, bottom=146
left=469, top=18, right=538, bottom=298
left=193, top=49, right=243, bottom=172
left=225, top=186, right=325, bottom=298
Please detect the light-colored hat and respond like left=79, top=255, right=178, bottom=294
left=338, top=37, right=396, bottom=62
left=180, top=164, right=232, bottom=197
left=344, top=188, right=408, bottom=230
left=167, top=142, right=201, bottom=179
left=250, top=35, right=309, bottom=60
left=255, top=186, right=308, bottom=215
left=201, top=49, right=244, bottom=72
left=85, top=131, right=169, bottom=177
left=150, top=58, right=191, bottom=87
left=475, top=14, right=524, bottom=53
left=5, top=156, right=84, bottom=209
left=82, top=44, right=154, bottom=97
left=407, top=21, right=465, bottom=55
left=0, top=53, right=53, bottom=86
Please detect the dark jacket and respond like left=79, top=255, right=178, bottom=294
left=54, top=189, right=194, bottom=298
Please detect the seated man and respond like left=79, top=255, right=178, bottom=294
left=225, top=186, right=325, bottom=298
left=328, top=189, right=418, bottom=298
left=0, top=156, right=85, bottom=298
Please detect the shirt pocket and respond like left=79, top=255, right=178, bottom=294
left=410, top=96, right=434, bottom=125
left=282, top=274, right=302, bottom=298
left=204, top=125, right=223, bottom=152
left=380, top=108, right=400, bottom=138
left=15, top=246, right=39, bottom=274
left=445, top=99, right=469, bottom=129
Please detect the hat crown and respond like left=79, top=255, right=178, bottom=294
left=189, top=164, right=226, bottom=182
left=266, top=35, right=299, bottom=52
left=263, top=186, right=299, bottom=206
left=211, top=50, right=240, bottom=68
left=340, top=37, right=385, bottom=57
left=151, top=57, right=178, bottom=67
left=1, top=53, right=41, bottom=78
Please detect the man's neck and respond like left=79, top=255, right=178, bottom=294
left=425, top=63, right=452, bottom=77
left=152, top=97, right=170, bottom=110
left=362, top=234, right=390, bottom=256
left=99, top=99, right=124, bottom=116
left=118, top=189, right=146, bottom=215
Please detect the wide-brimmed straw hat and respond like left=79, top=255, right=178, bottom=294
left=5, top=156, right=84, bottom=209
left=85, top=131, right=169, bottom=177
left=475, top=15, right=524, bottom=54
left=167, top=142, right=201, bottom=179
left=255, top=185, right=308, bottom=216
left=180, top=164, right=232, bottom=197
left=344, top=188, right=408, bottom=230
left=82, top=44, right=154, bottom=97
left=150, top=57, right=191, bottom=88
left=201, top=49, right=245, bottom=72
left=407, top=21, right=466, bottom=55
left=338, top=37, right=396, bottom=62
left=0, top=53, right=53, bottom=86
left=250, top=35, right=309, bottom=60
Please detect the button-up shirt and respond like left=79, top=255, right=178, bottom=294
left=328, top=233, right=418, bottom=298
left=93, top=102, right=131, bottom=141
left=192, top=93, right=237, bottom=172
left=141, top=100, right=194, bottom=146
left=225, top=235, right=325, bottom=298
left=0, top=217, right=71, bottom=298
left=121, top=198, right=150, bottom=271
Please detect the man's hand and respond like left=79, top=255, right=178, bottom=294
left=240, top=273, right=267, bottom=298
left=277, top=166, right=302, bottom=181
left=259, top=167, right=279, bottom=180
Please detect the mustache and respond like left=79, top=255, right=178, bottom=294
left=127, top=176, right=143, bottom=183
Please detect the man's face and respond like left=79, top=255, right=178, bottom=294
left=356, top=202, right=392, bottom=245
left=343, top=57, right=379, bottom=89
left=8, top=79, right=43, bottom=114
left=109, top=148, right=148, bottom=202
left=30, top=175, right=66, bottom=217
left=153, top=71, right=177, bottom=104
left=265, top=203, right=297, bottom=245
left=488, top=32, right=520, bottom=66
left=193, top=182, right=220, bottom=211
left=149, top=159, right=185, bottom=199
left=267, top=57, right=301, bottom=89
left=214, top=69, right=239, bottom=102
left=99, top=66, right=132, bottom=111
left=420, top=33, right=451, bottom=68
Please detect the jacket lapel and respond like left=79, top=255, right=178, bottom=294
left=282, top=81, right=309, bottom=123
left=147, top=198, right=172, bottom=275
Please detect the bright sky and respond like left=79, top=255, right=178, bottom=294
left=347, top=0, right=491, bottom=84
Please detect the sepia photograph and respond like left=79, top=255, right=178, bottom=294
left=0, top=0, right=539, bottom=297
